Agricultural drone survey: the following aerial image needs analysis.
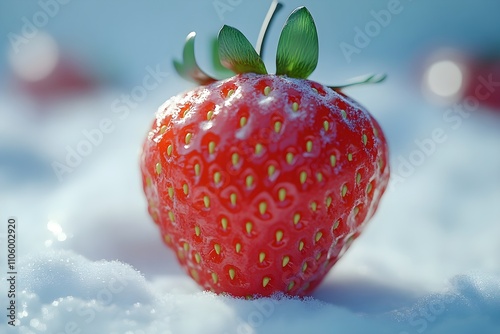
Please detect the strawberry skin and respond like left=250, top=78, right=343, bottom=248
left=140, top=73, right=389, bottom=297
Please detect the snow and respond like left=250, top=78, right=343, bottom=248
left=1, top=79, right=500, bottom=333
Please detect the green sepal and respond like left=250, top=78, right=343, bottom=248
left=218, top=25, right=268, bottom=75
left=173, top=32, right=218, bottom=85
left=329, top=73, right=387, bottom=90
left=210, top=37, right=235, bottom=78
left=276, top=7, right=319, bottom=79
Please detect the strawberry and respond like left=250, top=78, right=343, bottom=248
left=140, top=4, right=389, bottom=297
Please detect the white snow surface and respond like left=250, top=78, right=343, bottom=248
left=1, top=82, right=500, bottom=333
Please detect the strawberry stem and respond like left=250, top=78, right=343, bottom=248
left=255, top=0, right=284, bottom=58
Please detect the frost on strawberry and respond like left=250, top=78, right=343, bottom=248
left=140, top=4, right=389, bottom=297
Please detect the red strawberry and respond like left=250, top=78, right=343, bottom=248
left=140, top=5, right=389, bottom=297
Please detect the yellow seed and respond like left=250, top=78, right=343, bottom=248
left=207, top=110, right=214, bottom=120
left=276, top=230, right=284, bottom=242
left=183, top=242, right=189, bottom=252
left=212, top=272, right=218, bottom=284
left=258, top=202, right=267, bottom=215
left=167, top=144, right=173, bottom=156
left=231, top=153, right=240, bottom=166
left=353, top=206, right=359, bottom=217
left=300, top=171, right=307, bottom=184
left=310, top=201, right=317, bottom=212
left=214, top=243, right=221, bottom=255
left=278, top=188, right=286, bottom=201
left=168, top=211, right=175, bottom=222
left=292, top=102, right=299, bottom=112
left=240, top=116, right=247, bottom=127
left=208, top=141, right=216, bottom=154
left=227, top=89, right=235, bottom=98
left=299, top=241, right=304, bottom=251
left=274, top=121, right=282, bottom=133
left=235, top=243, right=241, bottom=253
left=323, top=121, right=329, bottom=131
left=190, top=269, right=199, bottom=281
left=264, top=86, right=271, bottom=96
left=164, top=234, right=172, bottom=244
left=362, top=134, right=368, bottom=145
left=195, top=226, right=201, bottom=237
left=316, top=172, right=323, bottom=182
left=160, top=125, right=167, bottom=134
left=373, top=126, right=379, bottom=137
left=268, top=165, right=276, bottom=177
left=262, top=277, right=271, bottom=288
left=356, top=173, right=361, bottom=184
left=259, top=252, right=266, bottom=263
left=341, top=184, right=348, bottom=197
left=286, top=152, right=294, bottom=164
left=155, top=162, right=162, bottom=175
left=333, top=220, right=340, bottom=230
left=245, top=221, right=253, bottom=234
left=185, top=133, right=192, bottom=145
left=315, top=231, right=323, bottom=243
left=302, top=262, right=308, bottom=272
left=168, top=187, right=174, bottom=199
left=183, top=183, right=189, bottom=195
left=214, top=172, right=221, bottom=184
left=194, top=163, right=200, bottom=176
left=230, top=193, right=237, bottom=206
left=146, top=177, right=152, bottom=187
left=182, top=109, right=189, bottom=118
left=229, top=268, right=236, bottom=280
left=287, top=281, right=295, bottom=291
left=194, top=252, right=201, bottom=263
left=245, top=175, right=254, bottom=188
left=306, top=141, right=313, bottom=153
left=367, top=183, right=373, bottom=194
left=348, top=153, right=353, bottom=161
left=293, top=213, right=301, bottom=225
left=203, top=195, right=210, bottom=208
left=221, top=217, right=228, bottom=230
left=255, top=143, right=263, bottom=155
left=330, top=155, right=337, bottom=167
left=341, top=109, right=347, bottom=118
left=315, top=252, right=322, bottom=260
left=282, top=256, right=290, bottom=267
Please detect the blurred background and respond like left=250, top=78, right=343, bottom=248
left=1, top=0, right=499, bottom=295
